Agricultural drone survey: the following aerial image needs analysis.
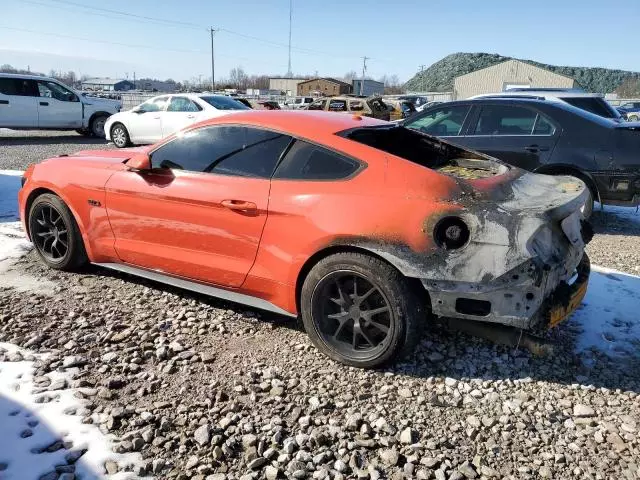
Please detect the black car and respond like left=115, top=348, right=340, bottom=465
left=402, top=98, right=640, bottom=217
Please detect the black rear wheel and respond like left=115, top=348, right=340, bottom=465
left=28, top=194, right=88, bottom=270
left=301, top=252, right=424, bottom=368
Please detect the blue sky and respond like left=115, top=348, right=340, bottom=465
left=1, top=0, right=638, bottom=84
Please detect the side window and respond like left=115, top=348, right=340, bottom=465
left=167, top=97, right=201, bottom=112
left=274, top=140, right=361, bottom=180
left=139, top=97, right=168, bottom=113
left=308, top=99, right=326, bottom=110
left=0, top=78, right=38, bottom=96
left=349, top=100, right=364, bottom=111
left=37, top=81, right=78, bottom=102
left=150, top=126, right=292, bottom=178
left=405, top=105, right=470, bottom=136
left=473, top=105, right=538, bottom=136
left=533, top=115, right=556, bottom=135
left=328, top=100, right=347, bottom=112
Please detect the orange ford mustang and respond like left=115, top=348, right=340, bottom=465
left=18, top=111, right=591, bottom=367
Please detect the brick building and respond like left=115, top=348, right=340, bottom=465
left=297, top=78, right=352, bottom=96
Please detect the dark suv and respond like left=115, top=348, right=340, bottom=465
left=402, top=98, right=640, bottom=217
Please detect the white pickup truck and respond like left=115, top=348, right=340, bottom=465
left=0, top=73, right=121, bottom=137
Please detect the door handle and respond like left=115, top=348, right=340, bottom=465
left=153, top=116, right=161, bottom=119
left=0, top=100, right=8, bottom=105
left=221, top=199, right=257, bottom=212
left=39, top=101, right=49, bottom=106
left=524, top=144, right=549, bottom=153
left=187, top=114, right=195, bottom=119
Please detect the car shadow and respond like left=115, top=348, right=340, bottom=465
left=0, top=388, right=103, bottom=478
left=0, top=172, right=22, bottom=224
left=90, top=264, right=640, bottom=395
left=590, top=203, right=640, bottom=237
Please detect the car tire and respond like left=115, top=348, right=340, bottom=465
left=28, top=193, right=88, bottom=271
left=581, top=187, right=594, bottom=219
left=110, top=123, right=131, bottom=148
left=90, top=114, right=109, bottom=138
left=300, top=252, right=424, bottom=368
left=629, top=114, right=639, bottom=122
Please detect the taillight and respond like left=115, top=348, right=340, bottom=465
left=434, top=217, right=470, bottom=250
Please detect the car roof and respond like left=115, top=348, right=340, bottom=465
left=186, top=110, right=387, bottom=136
left=0, top=72, right=56, bottom=81
left=472, top=90, right=605, bottom=99
left=425, top=97, right=620, bottom=127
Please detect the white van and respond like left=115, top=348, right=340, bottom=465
left=0, top=73, right=121, bottom=137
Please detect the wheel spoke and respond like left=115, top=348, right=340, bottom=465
left=331, top=317, right=350, bottom=340
left=359, top=328, right=375, bottom=347
left=36, top=231, right=53, bottom=238
left=58, top=239, right=68, bottom=249
left=369, top=321, right=390, bottom=334
left=352, top=330, right=359, bottom=349
left=51, top=244, right=60, bottom=258
left=330, top=278, right=349, bottom=308
left=362, top=306, right=390, bottom=319
left=356, top=287, right=376, bottom=305
left=57, top=229, right=67, bottom=235
left=42, top=235, right=53, bottom=251
left=327, top=311, right=349, bottom=321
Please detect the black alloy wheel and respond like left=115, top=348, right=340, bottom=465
left=28, top=193, right=88, bottom=270
left=313, top=271, right=394, bottom=361
left=31, top=203, right=69, bottom=262
left=301, top=252, right=423, bottom=368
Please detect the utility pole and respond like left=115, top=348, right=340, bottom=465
left=133, top=71, right=136, bottom=90
left=287, top=0, right=293, bottom=76
left=360, top=56, right=369, bottom=96
left=210, top=27, right=217, bottom=92
left=419, top=64, right=426, bottom=93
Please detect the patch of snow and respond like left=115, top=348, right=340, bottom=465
left=0, top=343, right=143, bottom=479
left=571, top=265, right=640, bottom=359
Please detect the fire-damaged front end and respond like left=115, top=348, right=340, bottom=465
left=421, top=171, right=591, bottom=332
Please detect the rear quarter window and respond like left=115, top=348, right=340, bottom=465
left=274, top=140, right=362, bottom=180
left=560, top=97, right=618, bottom=119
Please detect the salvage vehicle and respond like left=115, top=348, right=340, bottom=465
left=383, top=98, right=417, bottom=121
left=472, top=88, right=623, bottom=121
left=617, top=102, right=640, bottom=122
left=284, top=96, right=314, bottom=109
left=403, top=97, right=640, bottom=218
left=104, top=94, right=249, bottom=147
left=19, top=111, right=591, bottom=368
left=307, top=96, right=390, bottom=121
left=0, top=73, right=121, bottom=137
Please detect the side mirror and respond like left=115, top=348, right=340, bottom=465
left=126, top=153, right=151, bottom=171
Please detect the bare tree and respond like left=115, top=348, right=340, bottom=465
left=229, top=67, right=249, bottom=89
left=342, top=70, right=358, bottom=83
left=615, top=77, right=640, bottom=98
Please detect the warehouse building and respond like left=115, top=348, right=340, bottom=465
left=80, top=78, right=135, bottom=92
left=352, top=79, right=384, bottom=96
left=297, top=78, right=352, bottom=96
left=454, top=60, right=576, bottom=99
left=269, top=77, right=308, bottom=96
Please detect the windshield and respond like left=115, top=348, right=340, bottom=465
left=559, top=97, right=620, bottom=119
left=338, top=125, right=477, bottom=169
left=200, top=96, right=250, bottom=110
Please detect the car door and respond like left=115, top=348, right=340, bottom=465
left=104, top=125, right=293, bottom=288
left=403, top=104, right=472, bottom=144
left=126, top=96, right=169, bottom=144
left=36, top=80, right=83, bottom=128
left=0, top=77, right=39, bottom=128
left=161, top=96, right=203, bottom=138
left=460, top=104, right=559, bottom=171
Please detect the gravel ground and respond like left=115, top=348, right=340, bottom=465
left=1, top=131, right=639, bottom=479
left=0, top=256, right=639, bottom=479
left=0, top=129, right=115, bottom=170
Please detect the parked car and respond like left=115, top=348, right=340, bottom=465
left=235, top=98, right=253, bottom=108
left=402, top=97, right=640, bottom=217
left=397, top=95, right=430, bottom=109
left=104, top=94, right=249, bottom=147
left=0, top=73, right=121, bottom=137
left=617, top=102, right=640, bottom=122
left=306, top=96, right=390, bottom=121
left=19, top=111, right=591, bottom=367
left=383, top=98, right=417, bottom=121
left=258, top=100, right=281, bottom=110
left=284, top=96, right=314, bottom=109
left=471, top=88, right=623, bottom=121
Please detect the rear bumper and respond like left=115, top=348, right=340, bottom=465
left=423, top=253, right=590, bottom=330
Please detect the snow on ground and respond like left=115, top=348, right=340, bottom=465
left=0, top=343, right=142, bottom=479
left=572, top=265, right=640, bottom=359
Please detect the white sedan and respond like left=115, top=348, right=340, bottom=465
left=105, top=94, right=249, bottom=148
